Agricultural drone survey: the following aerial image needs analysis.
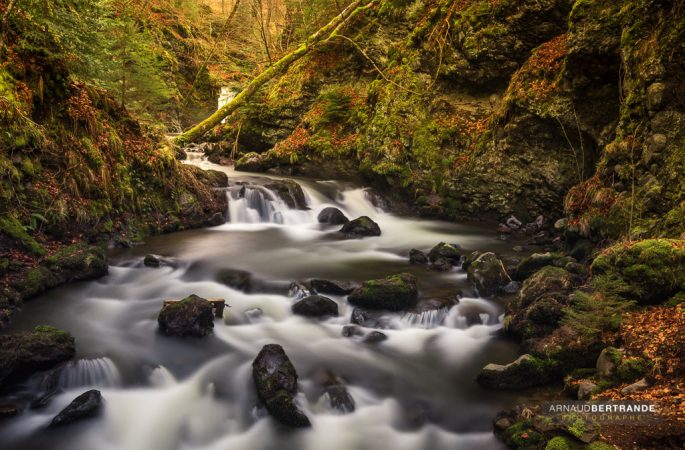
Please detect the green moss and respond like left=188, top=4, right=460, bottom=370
left=545, top=436, right=580, bottom=450
left=0, top=216, right=46, bottom=257
left=505, top=420, right=543, bottom=449
left=586, top=442, right=617, bottom=450
left=617, top=357, right=650, bottom=382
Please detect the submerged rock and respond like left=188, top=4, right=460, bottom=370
left=315, top=370, right=355, bottom=414
left=143, top=254, right=162, bottom=267
left=467, top=252, right=511, bottom=296
left=49, top=389, right=103, bottom=428
left=347, top=273, right=418, bottom=311
left=292, top=295, right=339, bottom=318
left=215, top=268, right=252, bottom=292
left=340, top=216, right=381, bottom=238
left=363, top=331, right=388, bottom=344
left=309, top=279, right=357, bottom=295
left=477, top=354, right=551, bottom=389
left=0, top=326, right=75, bottom=389
left=157, top=295, right=214, bottom=337
left=409, top=249, right=429, bottom=265
left=252, top=344, right=311, bottom=428
left=317, top=207, right=349, bottom=225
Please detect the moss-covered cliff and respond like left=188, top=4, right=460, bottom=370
left=214, top=0, right=683, bottom=238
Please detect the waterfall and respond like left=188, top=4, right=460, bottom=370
left=225, top=185, right=313, bottom=225
left=29, top=357, right=122, bottom=390
left=401, top=308, right=450, bottom=329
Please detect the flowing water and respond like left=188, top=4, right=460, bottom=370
left=1, top=154, right=526, bottom=450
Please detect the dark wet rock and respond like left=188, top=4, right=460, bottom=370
left=143, top=254, right=162, bottom=267
left=410, top=297, right=457, bottom=314
left=477, top=354, right=551, bottom=389
left=363, top=331, right=388, bottom=344
left=288, top=282, right=312, bottom=300
left=206, top=212, right=226, bottom=226
left=505, top=266, right=574, bottom=340
left=317, top=207, right=349, bottom=225
left=216, top=268, right=252, bottom=292
left=315, top=370, right=355, bottom=414
left=0, top=326, right=75, bottom=389
left=409, top=249, right=429, bottom=265
left=428, top=242, right=462, bottom=263
left=49, top=389, right=103, bottom=428
left=252, top=344, right=311, bottom=428
left=309, top=279, right=357, bottom=295
left=0, top=404, right=19, bottom=419
left=264, top=180, right=307, bottom=209
left=31, top=390, right=61, bottom=410
left=467, top=252, right=512, bottom=296
left=348, top=273, right=418, bottom=311
left=342, top=325, right=363, bottom=337
left=340, top=216, right=381, bottom=238
left=430, top=257, right=454, bottom=272
left=350, top=308, right=389, bottom=329
left=514, top=252, right=575, bottom=281
left=292, top=295, right=339, bottom=318
left=157, top=295, right=214, bottom=338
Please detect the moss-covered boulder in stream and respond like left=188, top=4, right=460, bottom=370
left=348, top=273, right=418, bottom=311
left=0, top=326, right=75, bottom=388
left=252, top=344, right=311, bottom=428
left=340, top=216, right=381, bottom=239
left=467, top=252, right=512, bottom=296
left=157, top=295, right=214, bottom=337
left=590, top=239, right=685, bottom=304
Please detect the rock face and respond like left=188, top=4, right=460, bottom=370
left=347, top=273, right=418, bottom=311
left=505, top=266, right=574, bottom=340
left=466, top=252, right=511, bottom=296
left=252, top=344, right=311, bottom=428
left=309, top=279, right=357, bottom=295
left=0, top=326, right=75, bottom=389
left=477, top=354, right=550, bottom=389
left=215, top=268, right=252, bottom=292
left=317, top=207, right=349, bottom=225
left=157, top=295, right=214, bottom=337
left=49, top=390, right=103, bottom=428
left=340, top=216, right=381, bottom=238
left=292, top=295, right=339, bottom=318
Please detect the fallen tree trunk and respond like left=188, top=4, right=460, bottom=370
left=174, top=0, right=375, bottom=146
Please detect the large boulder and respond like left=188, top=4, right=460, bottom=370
left=157, top=295, right=214, bottom=337
left=317, top=207, right=349, bottom=225
left=0, top=326, right=75, bottom=388
left=252, top=344, right=311, bottom=428
left=347, top=273, right=418, bottom=311
left=428, top=242, right=462, bottom=264
left=505, top=266, right=573, bottom=339
left=292, top=295, right=339, bottom=318
left=467, top=252, right=512, bottom=296
left=340, top=216, right=381, bottom=238
left=215, top=268, right=252, bottom=292
left=309, top=279, right=357, bottom=295
left=477, top=354, right=551, bottom=389
left=49, top=389, right=103, bottom=428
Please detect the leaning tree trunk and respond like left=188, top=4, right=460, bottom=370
left=174, top=0, right=375, bottom=146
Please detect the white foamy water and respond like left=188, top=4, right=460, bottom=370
left=0, top=157, right=518, bottom=450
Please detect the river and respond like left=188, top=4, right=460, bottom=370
left=1, top=153, right=526, bottom=450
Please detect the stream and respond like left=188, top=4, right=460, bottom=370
left=1, top=153, right=527, bottom=450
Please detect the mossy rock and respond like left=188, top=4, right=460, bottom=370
left=477, top=354, right=553, bottom=389
left=591, top=239, right=685, bottom=304
left=515, top=253, right=576, bottom=281
left=467, top=252, right=512, bottom=296
left=340, top=216, right=381, bottom=239
left=157, top=295, right=214, bottom=337
left=428, top=242, right=462, bottom=263
left=348, top=273, right=418, bottom=311
left=0, top=325, right=76, bottom=388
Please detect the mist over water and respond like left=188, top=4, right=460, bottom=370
left=1, top=157, right=521, bottom=450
